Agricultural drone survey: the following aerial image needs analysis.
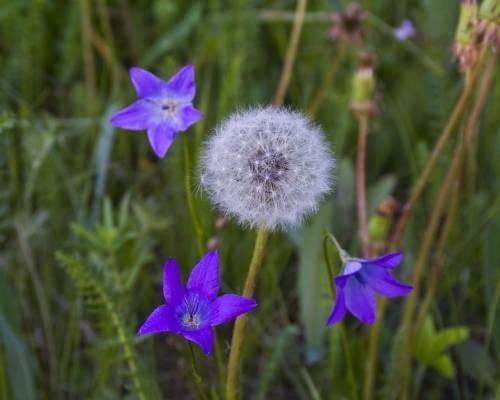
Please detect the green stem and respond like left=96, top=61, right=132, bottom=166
left=272, top=0, right=308, bottom=106
left=182, top=135, right=204, bottom=256
left=188, top=343, right=209, bottom=400
left=308, top=42, right=346, bottom=116
left=226, top=226, right=268, bottom=400
left=356, top=114, right=370, bottom=257
left=363, top=47, right=487, bottom=400
left=399, top=56, right=496, bottom=399
left=323, top=233, right=357, bottom=400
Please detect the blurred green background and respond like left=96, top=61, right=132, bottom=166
left=1, top=0, right=499, bottom=399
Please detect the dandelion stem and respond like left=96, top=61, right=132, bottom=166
left=356, top=114, right=370, bottom=257
left=182, top=134, right=204, bottom=256
left=308, top=42, right=346, bottom=116
left=226, top=226, right=268, bottom=400
left=272, top=0, right=308, bottom=106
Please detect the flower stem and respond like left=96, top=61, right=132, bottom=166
left=188, top=343, right=209, bottom=400
left=272, top=0, right=308, bottom=106
left=226, top=226, right=268, bottom=400
left=363, top=51, right=485, bottom=400
left=182, top=134, right=204, bottom=256
left=389, top=64, right=480, bottom=248
left=308, top=42, right=346, bottom=116
left=356, top=114, right=370, bottom=257
left=323, top=233, right=357, bottom=400
left=398, top=55, right=496, bottom=399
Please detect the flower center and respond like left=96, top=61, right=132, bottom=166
left=248, top=149, right=289, bottom=186
left=182, top=312, right=201, bottom=330
left=161, top=99, right=177, bottom=116
left=176, top=292, right=209, bottom=331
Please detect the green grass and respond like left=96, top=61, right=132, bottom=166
left=0, top=0, right=499, bottom=399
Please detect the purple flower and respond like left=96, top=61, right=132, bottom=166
left=138, top=251, right=257, bottom=355
left=393, top=19, right=416, bottom=41
left=110, top=65, right=202, bottom=158
left=327, top=252, right=412, bottom=325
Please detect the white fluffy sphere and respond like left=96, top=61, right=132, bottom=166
left=201, top=107, right=334, bottom=230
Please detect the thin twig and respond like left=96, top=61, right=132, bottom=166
left=363, top=51, right=486, bottom=400
left=398, top=56, right=496, bottom=399
left=356, top=115, right=370, bottom=257
left=308, top=43, right=346, bottom=116
left=272, top=0, right=308, bottom=106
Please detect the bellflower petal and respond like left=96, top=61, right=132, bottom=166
left=187, top=251, right=220, bottom=300
left=369, top=252, right=403, bottom=269
left=326, top=287, right=347, bottom=326
left=138, top=251, right=256, bottom=355
left=111, top=65, right=202, bottom=158
left=209, top=294, right=257, bottom=326
left=137, top=305, right=181, bottom=336
left=362, top=266, right=413, bottom=298
left=182, top=327, right=214, bottom=355
left=163, top=258, right=185, bottom=304
left=129, top=67, right=166, bottom=97
left=172, top=105, right=202, bottom=131
left=334, top=261, right=362, bottom=288
left=166, top=64, right=195, bottom=101
left=344, top=278, right=376, bottom=324
left=327, top=251, right=411, bottom=325
left=147, top=123, right=176, bottom=158
left=110, top=99, right=160, bottom=130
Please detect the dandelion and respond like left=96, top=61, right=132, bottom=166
left=110, top=65, right=202, bottom=158
left=327, top=252, right=412, bottom=325
left=393, top=19, right=416, bottom=41
left=201, top=107, right=334, bottom=231
left=138, top=251, right=257, bottom=354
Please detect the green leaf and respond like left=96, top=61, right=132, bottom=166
left=413, top=315, right=469, bottom=378
left=429, top=354, right=455, bottom=378
left=431, top=327, right=470, bottom=356
left=0, top=315, right=37, bottom=400
left=296, top=200, right=334, bottom=364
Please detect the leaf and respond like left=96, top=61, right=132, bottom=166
left=413, top=315, right=469, bottom=378
left=431, top=327, right=469, bottom=356
left=456, top=340, right=496, bottom=388
left=142, top=4, right=202, bottom=67
left=295, top=200, right=335, bottom=364
left=429, top=354, right=454, bottom=379
left=0, top=315, right=37, bottom=400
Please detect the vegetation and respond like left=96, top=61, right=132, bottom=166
left=1, top=0, right=498, bottom=399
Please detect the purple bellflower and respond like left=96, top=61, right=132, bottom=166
left=138, top=251, right=257, bottom=355
left=110, top=65, right=202, bottom=158
left=393, top=19, right=416, bottom=41
left=327, top=252, right=412, bottom=325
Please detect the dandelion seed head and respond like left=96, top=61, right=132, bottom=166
left=201, top=106, right=335, bottom=230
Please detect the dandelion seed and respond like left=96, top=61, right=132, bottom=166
left=138, top=251, right=257, bottom=354
left=201, top=107, right=334, bottom=230
left=110, top=65, right=202, bottom=158
left=327, top=252, right=412, bottom=325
